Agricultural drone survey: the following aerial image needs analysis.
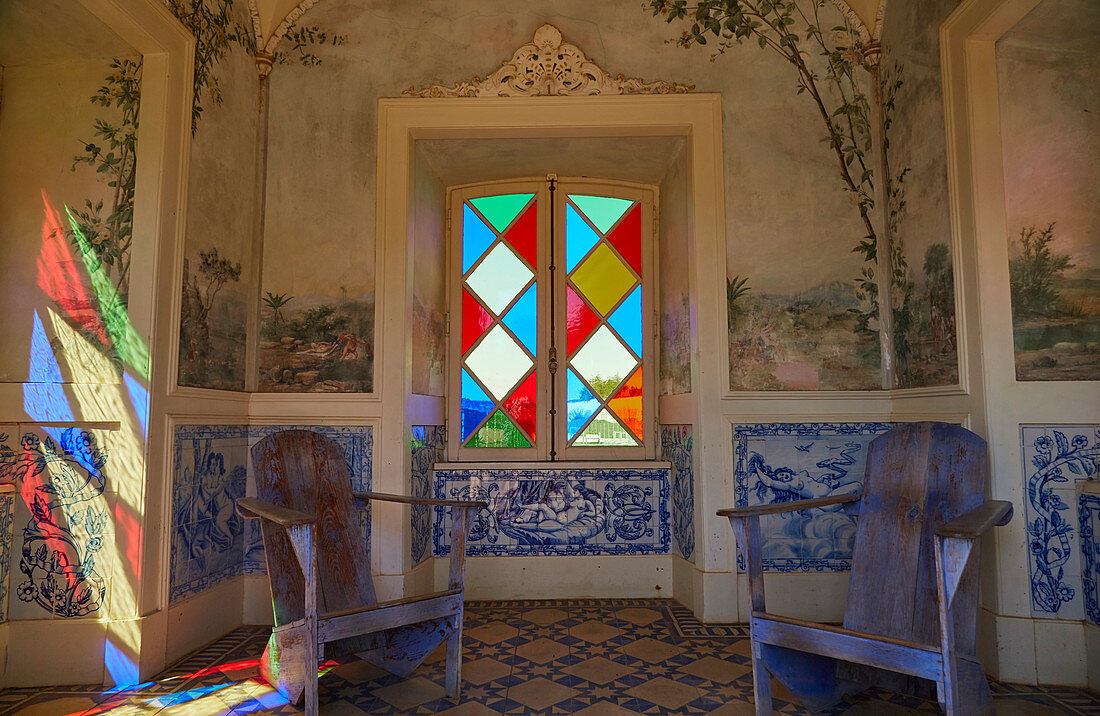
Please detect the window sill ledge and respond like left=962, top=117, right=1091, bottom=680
left=434, top=460, right=672, bottom=470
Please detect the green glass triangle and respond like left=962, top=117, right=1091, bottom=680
left=569, top=195, right=634, bottom=234
left=572, top=408, right=638, bottom=447
left=466, top=409, right=532, bottom=448
left=470, top=194, right=535, bottom=233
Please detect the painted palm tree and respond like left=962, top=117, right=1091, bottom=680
left=263, top=291, right=294, bottom=333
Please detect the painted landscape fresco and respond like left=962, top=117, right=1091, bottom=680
left=257, top=292, right=374, bottom=392
left=728, top=280, right=880, bottom=391
left=998, top=0, right=1099, bottom=381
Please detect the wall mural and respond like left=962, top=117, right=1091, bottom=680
left=0, top=490, right=13, bottom=622
left=732, top=422, right=892, bottom=572
left=998, top=0, right=1099, bottom=381
left=1, top=428, right=109, bottom=618
left=660, top=292, right=692, bottom=396
left=411, top=426, right=446, bottom=565
left=660, top=424, right=695, bottom=561
left=1080, top=492, right=1100, bottom=626
left=1022, top=425, right=1100, bottom=620
left=410, top=297, right=446, bottom=396
left=258, top=290, right=373, bottom=392
left=433, top=468, right=670, bottom=557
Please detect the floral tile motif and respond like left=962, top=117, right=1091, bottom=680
left=1022, top=425, right=1099, bottom=619
left=4, top=426, right=113, bottom=619
left=170, top=425, right=249, bottom=604
left=660, top=425, right=694, bottom=562
left=732, top=423, right=893, bottom=572
left=0, top=493, right=15, bottom=622
left=433, top=468, right=671, bottom=557
left=411, top=426, right=446, bottom=565
left=1079, top=492, right=1100, bottom=626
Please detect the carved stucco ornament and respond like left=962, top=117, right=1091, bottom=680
left=403, top=24, right=694, bottom=97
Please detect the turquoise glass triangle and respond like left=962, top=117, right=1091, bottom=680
left=470, top=193, right=534, bottom=233
left=608, top=286, right=642, bottom=356
left=566, top=369, right=599, bottom=440
left=566, top=204, right=601, bottom=272
left=570, top=195, right=634, bottom=233
left=461, top=369, right=494, bottom=441
left=502, top=284, right=536, bottom=354
left=463, top=204, right=497, bottom=273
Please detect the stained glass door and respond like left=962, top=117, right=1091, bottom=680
left=450, top=179, right=653, bottom=461
left=558, top=185, right=650, bottom=458
left=454, top=185, right=545, bottom=457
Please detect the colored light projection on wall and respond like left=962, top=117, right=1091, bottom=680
left=460, top=194, right=538, bottom=448
left=566, top=195, right=643, bottom=447
left=5, top=192, right=153, bottom=686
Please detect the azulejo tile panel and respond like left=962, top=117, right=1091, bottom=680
left=660, top=424, right=694, bottom=562
left=433, top=467, right=671, bottom=557
left=1079, top=492, right=1100, bottom=626
left=1022, top=425, right=1100, bottom=619
left=170, top=425, right=249, bottom=604
left=4, top=426, right=114, bottom=620
left=411, top=426, right=445, bottom=565
left=0, top=493, right=14, bottom=622
left=732, top=422, right=893, bottom=573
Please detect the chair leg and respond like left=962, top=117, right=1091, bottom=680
left=445, top=613, right=463, bottom=699
left=751, top=638, right=773, bottom=716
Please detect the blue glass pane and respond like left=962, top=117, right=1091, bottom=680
left=608, top=286, right=642, bottom=356
left=463, top=204, right=497, bottom=273
left=566, top=369, right=599, bottom=440
left=566, top=204, right=601, bottom=272
left=502, top=284, right=536, bottom=354
left=461, top=369, right=494, bottom=441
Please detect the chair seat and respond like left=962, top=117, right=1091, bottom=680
left=319, top=590, right=464, bottom=643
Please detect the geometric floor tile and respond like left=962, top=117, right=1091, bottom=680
left=2, top=600, right=1097, bottom=715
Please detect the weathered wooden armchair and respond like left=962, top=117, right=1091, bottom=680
left=236, top=430, right=486, bottom=715
left=718, top=422, right=1012, bottom=715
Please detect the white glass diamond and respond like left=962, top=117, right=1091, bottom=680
left=570, top=325, right=638, bottom=398
left=466, top=242, right=533, bottom=316
left=464, top=325, right=533, bottom=401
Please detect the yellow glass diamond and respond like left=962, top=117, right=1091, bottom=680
left=571, top=243, right=636, bottom=316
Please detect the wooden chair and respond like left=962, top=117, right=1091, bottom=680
left=236, top=429, right=486, bottom=716
left=718, top=422, right=1012, bottom=715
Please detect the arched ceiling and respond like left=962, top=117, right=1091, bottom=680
left=247, top=0, right=887, bottom=52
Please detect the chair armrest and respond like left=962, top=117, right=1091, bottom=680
left=935, top=500, right=1013, bottom=539
left=353, top=491, right=488, bottom=510
left=236, top=497, right=315, bottom=526
left=717, top=492, right=861, bottom=519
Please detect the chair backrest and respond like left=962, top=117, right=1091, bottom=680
left=251, top=430, right=377, bottom=625
left=844, top=422, right=987, bottom=653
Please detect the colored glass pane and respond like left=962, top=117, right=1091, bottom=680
left=571, top=243, right=636, bottom=316
left=570, top=325, right=637, bottom=400
left=566, top=203, right=600, bottom=271
left=566, top=286, right=599, bottom=355
left=573, top=408, right=638, bottom=447
left=605, top=203, right=642, bottom=274
left=470, top=193, right=534, bottom=233
left=460, top=369, right=493, bottom=441
left=607, top=367, right=643, bottom=439
left=502, top=371, right=536, bottom=442
left=462, top=288, right=493, bottom=355
left=569, top=195, right=633, bottom=234
left=464, top=324, right=532, bottom=401
left=608, top=286, right=642, bottom=356
left=502, top=284, right=536, bottom=354
left=504, top=202, right=538, bottom=268
left=467, top=409, right=532, bottom=448
left=466, top=242, right=532, bottom=315
left=462, top=203, right=496, bottom=272
left=566, top=369, right=599, bottom=440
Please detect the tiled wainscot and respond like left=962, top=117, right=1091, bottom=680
left=732, top=422, right=893, bottom=572
left=411, top=426, right=446, bottom=566
left=169, top=425, right=373, bottom=604
left=1022, top=425, right=1100, bottom=622
left=432, top=466, right=671, bottom=556
left=660, top=424, right=695, bottom=562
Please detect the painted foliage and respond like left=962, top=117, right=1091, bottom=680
left=434, top=468, right=670, bottom=557
left=660, top=424, right=695, bottom=561
left=1022, top=425, right=1100, bottom=620
left=2, top=428, right=110, bottom=618
left=997, top=0, right=1100, bottom=381
left=411, top=426, right=446, bottom=565
left=733, top=423, right=891, bottom=572
left=1080, top=493, right=1100, bottom=626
